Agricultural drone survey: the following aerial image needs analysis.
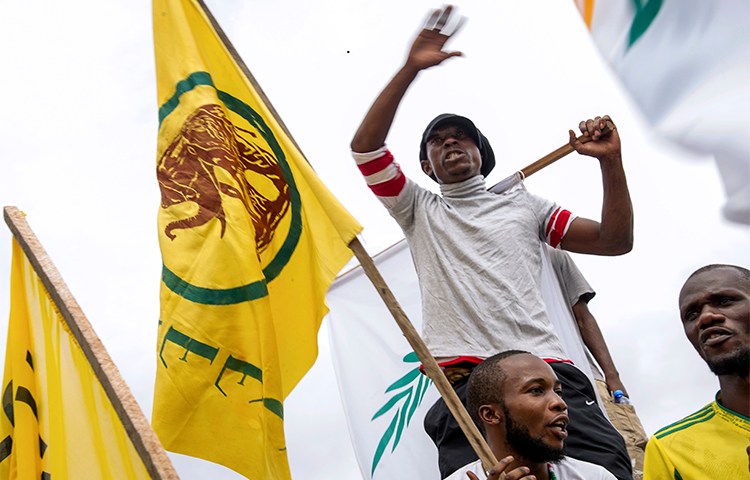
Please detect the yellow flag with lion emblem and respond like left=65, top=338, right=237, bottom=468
left=151, top=0, right=362, bottom=477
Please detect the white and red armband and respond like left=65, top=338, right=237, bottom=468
left=545, top=206, right=576, bottom=248
left=352, top=146, right=406, bottom=199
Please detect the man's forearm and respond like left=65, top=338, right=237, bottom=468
left=350, top=66, right=420, bottom=153
left=560, top=117, right=634, bottom=256
left=598, top=153, right=634, bottom=254
left=352, top=9, right=464, bottom=153
left=572, top=301, right=621, bottom=382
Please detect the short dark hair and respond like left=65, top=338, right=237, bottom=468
left=685, top=264, right=750, bottom=285
left=466, top=350, right=529, bottom=432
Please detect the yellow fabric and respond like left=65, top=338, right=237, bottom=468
left=0, top=240, right=150, bottom=479
left=151, top=1, right=362, bottom=478
left=643, top=398, right=750, bottom=480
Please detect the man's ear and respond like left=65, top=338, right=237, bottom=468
left=420, top=159, right=433, bottom=176
left=478, top=404, right=502, bottom=426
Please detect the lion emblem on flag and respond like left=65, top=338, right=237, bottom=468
left=158, top=104, right=290, bottom=253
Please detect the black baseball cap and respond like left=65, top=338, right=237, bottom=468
left=419, top=113, right=496, bottom=181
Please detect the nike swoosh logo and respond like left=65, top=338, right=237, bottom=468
left=585, top=400, right=595, bottom=405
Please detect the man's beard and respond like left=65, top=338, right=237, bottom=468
left=706, top=346, right=750, bottom=376
left=502, top=403, right=565, bottom=465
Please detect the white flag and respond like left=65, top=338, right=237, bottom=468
left=326, top=240, right=440, bottom=480
left=574, top=0, right=750, bottom=224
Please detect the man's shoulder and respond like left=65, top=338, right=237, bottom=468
left=655, top=397, right=750, bottom=444
left=481, top=181, right=550, bottom=212
left=646, top=399, right=750, bottom=479
left=653, top=402, right=715, bottom=441
left=386, top=176, right=440, bottom=210
left=489, top=180, right=527, bottom=198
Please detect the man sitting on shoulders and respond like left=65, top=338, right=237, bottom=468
left=449, top=350, right=616, bottom=480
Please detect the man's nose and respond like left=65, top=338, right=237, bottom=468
left=549, top=393, right=567, bottom=412
left=697, top=305, right=725, bottom=328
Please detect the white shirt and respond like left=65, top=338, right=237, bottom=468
left=445, top=457, right=616, bottom=480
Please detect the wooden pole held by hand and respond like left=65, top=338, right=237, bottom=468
left=519, top=121, right=615, bottom=178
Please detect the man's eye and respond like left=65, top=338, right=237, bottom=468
left=530, top=387, right=544, bottom=395
left=429, top=136, right=443, bottom=146
left=683, top=310, right=698, bottom=322
left=455, top=130, right=466, bottom=139
left=718, top=296, right=733, bottom=306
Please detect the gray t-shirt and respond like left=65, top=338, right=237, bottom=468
left=548, top=248, right=605, bottom=381
left=385, top=174, right=572, bottom=360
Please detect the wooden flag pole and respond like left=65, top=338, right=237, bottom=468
left=196, top=0, right=308, bottom=158
left=496, top=121, right=615, bottom=185
left=3, top=206, right=179, bottom=480
left=348, top=237, right=498, bottom=472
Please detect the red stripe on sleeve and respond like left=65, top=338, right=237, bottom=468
left=546, top=207, right=560, bottom=237
left=548, top=208, right=573, bottom=248
left=369, top=172, right=406, bottom=197
left=549, top=231, right=561, bottom=248
left=555, top=209, right=572, bottom=233
left=357, top=151, right=395, bottom=176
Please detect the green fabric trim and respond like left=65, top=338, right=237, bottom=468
left=715, top=392, right=750, bottom=423
left=655, top=410, right=714, bottom=439
left=654, top=404, right=712, bottom=436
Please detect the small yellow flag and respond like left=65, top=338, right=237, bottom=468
left=152, top=0, right=362, bottom=477
left=0, top=240, right=151, bottom=479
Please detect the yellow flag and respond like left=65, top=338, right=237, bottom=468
left=0, top=240, right=151, bottom=479
left=151, top=1, right=363, bottom=477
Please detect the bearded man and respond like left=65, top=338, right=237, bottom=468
left=643, top=264, right=750, bottom=479
left=450, top=350, right=616, bottom=480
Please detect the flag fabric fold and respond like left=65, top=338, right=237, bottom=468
left=574, top=0, right=750, bottom=224
left=152, top=1, right=362, bottom=477
left=1, top=239, right=152, bottom=479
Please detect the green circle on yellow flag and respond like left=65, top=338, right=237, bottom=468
left=156, top=72, right=301, bottom=305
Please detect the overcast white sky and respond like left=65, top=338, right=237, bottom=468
left=0, top=1, right=748, bottom=478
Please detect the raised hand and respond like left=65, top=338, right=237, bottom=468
left=405, top=5, right=466, bottom=71
left=568, top=115, right=621, bottom=161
